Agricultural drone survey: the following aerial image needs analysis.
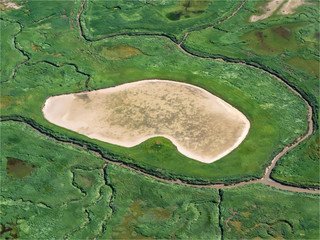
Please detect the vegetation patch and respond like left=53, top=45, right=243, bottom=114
left=165, top=0, right=210, bottom=21
left=240, top=22, right=306, bottom=55
left=112, top=199, right=172, bottom=239
left=101, top=43, right=142, bottom=60
left=0, top=20, right=27, bottom=81
left=183, top=0, right=319, bottom=186
left=102, top=164, right=220, bottom=239
left=0, top=95, right=14, bottom=108
left=271, top=133, right=320, bottom=188
left=6, top=157, right=35, bottom=179
left=81, top=0, right=238, bottom=41
left=286, top=56, right=319, bottom=78
left=221, top=184, right=320, bottom=239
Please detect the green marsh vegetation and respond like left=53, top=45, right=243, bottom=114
left=0, top=30, right=309, bottom=183
left=183, top=0, right=320, bottom=188
left=81, top=0, right=240, bottom=41
left=0, top=0, right=314, bottom=184
left=1, top=121, right=220, bottom=239
left=0, top=20, right=27, bottom=81
left=102, top=164, right=220, bottom=239
left=6, top=157, right=35, bottom=179
left=1, top=121, right=110, bottom=239
left=271, top=133, right=320, bottom=188
left=220, top=184, right=319, bottom=239
left=1, top=122, right=318, bottom=239
left=0, top=0, right=319, bottom=238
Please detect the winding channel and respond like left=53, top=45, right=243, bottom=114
left=1, top=0, right=318, bottom=194
left=76, top=0, right=318, bottom=193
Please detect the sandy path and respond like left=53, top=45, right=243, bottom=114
left=43, top=80, right=250, bottom=163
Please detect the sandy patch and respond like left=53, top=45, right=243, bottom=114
left=278, top=0, right=306, bottom=15
left=250, top=0, right=308, bottom=22
left=43, top=80, right=250, bottom=163
left=250, top=0, right=285, bottom=22
left=0, top=0, right=22, bottom=10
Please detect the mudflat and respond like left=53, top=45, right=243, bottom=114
left=43, top=80, right=250, bottom=163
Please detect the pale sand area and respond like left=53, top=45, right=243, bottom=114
left=43, top=80, right=250, bottom=163
left=250, top=0, right=308, bottom=22
left=0, top=0, right=22, bottom=10
left=278, top=0, right=305, bottom=15
left=250, top=0, right=285, bottom=22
